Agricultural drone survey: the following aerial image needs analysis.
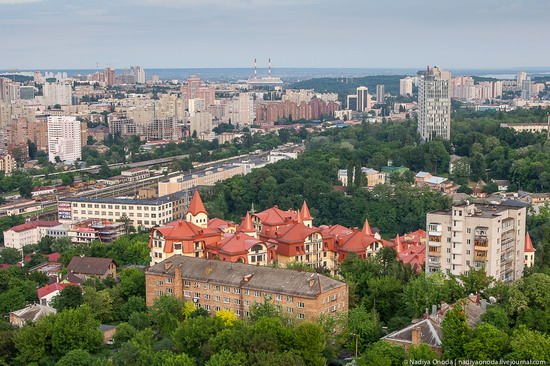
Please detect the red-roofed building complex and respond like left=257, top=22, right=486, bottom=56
left=149, top=191, right=410, bottom=272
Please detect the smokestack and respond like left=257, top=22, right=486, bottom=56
left=254, top=58, right=257, bottom=80
left=268, top=58, right=271, bottom=78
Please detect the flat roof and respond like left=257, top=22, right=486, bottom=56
left=61, top=190, right=188, bottom=206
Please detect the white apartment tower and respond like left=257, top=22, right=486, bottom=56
left=47, top=116, right=82, bottom=163
left=356, top=86, right=371, bottom=112
left=417, top=66, right=451, bottom=141
left=43, top=82, right=72, bottom=106
left=426, top=203, right=526, bottom=283
left=132, top=66, right=146, bottom=84
left=376, top=85, right=385, bottom=103
left=399, top=77, right=413, bottom=97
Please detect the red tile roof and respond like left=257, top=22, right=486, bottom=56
left=300, top=201, right=312, bottom=221
left=37, top=282, right=78, bottom=299
left=208, top=218, right=233, bottom=231
left=337, top=229, right=378, bottom=253
left=319, top=224, right=352, bottom=238
left=269, top=222, right=319, bottom=243
left=187, top=190, right=207, bottom=216
left=254, top=205, right=297, bottom=226
left=5, top=220, right=61, bottom=233
left=525, top=232, right=536, bottom=253
left=362, top=219, right=372, bottom=236
left=240, top=212, right=254, bottom=232
left=47, top=253, right=61, bottom=262
left=156, top=219, right=219, bottom=240
left=217, top=232, right=265, bottom=255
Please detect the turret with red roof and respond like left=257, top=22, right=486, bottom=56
left=186, top=190, right=208, bottom=228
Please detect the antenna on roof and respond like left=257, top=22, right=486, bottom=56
left=268, top=58, right=271, bottom=78
left=254, top=58, right=257, bottom=80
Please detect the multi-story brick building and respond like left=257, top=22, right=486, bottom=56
left=255, top=99, right=340, bottom=126
left=145, top=255, right=348, bottom=320
left=426, top=203, right=527, bottom=282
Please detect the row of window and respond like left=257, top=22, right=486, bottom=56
left=182, top=280, right=295, bottom=301
left=78, top=211, right=164, bottom=218
left=73, top=203, right=173, bottom=210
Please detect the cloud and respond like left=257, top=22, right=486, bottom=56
left=135, top=0, right=317, bottom=8
left=0, top=0, right=41, bottom=3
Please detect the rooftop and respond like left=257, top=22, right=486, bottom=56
left=60, top=189, right=188, bottom=206
left=67, top=256, right=115, bottom=275
left=147, top=255, right=346, bottom=299
left=5, top=220, right=61, bottom=233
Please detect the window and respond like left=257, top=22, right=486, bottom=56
left=298, top=302, right=305, bottom=308
left=215, top=296, right=220, bottom=302
left=204, top=284, right=210, bottom=290
left=184, top=291, right=191, bottom=297
left=204, top=294, right=211, bottom=300
left=297, top=313, right=305, bottom=320
left=194, top=282, right=200, bottom=288
left=244, top=290, right=250, bottom=296
left=215, top=285, right=220, bottom=291
left=184, top=280, right=190, bottom=287
left=287, top=307, right=293, bottom=313
left=234, top=299, right=241, bottom=305
left=194, top=292, right=200, bottom=298
left=234, top=288, right=240, bottom=294
left=204, top=304, right=210, bottom=311
left=166, top=288, right=173, bottom=294
left=224, top=298, right=230, bottom=304
left=245, top=300, right=250, bottom=307
left=287, top=296, right=293, bottom=302
left=214, top=306, right=221, bottom=312
left=254, top=291, right=261, bottom=297
left=276, top=294, right=282, bottom=301
left=223, top=286, right=230, bottom=293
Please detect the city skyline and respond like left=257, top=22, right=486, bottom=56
left=1, top=0, right=549, bottom=70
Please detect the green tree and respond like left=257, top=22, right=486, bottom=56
left=52, top=284, right=83, bottom=311
left=149, top=295, right=185, bottom=335
left=56, top=349, right=99, bottom=366
left=83, top=287, right=113, bottom=323
left=463, top=323, right=509, bottom=360
left=0, top=248, right=21, bottom=264
left=506, top=325, right=550, bottom=362
left=347, top=306, right=382, bottom=354
left=408, top=344, right=439, bottom=361
left=119, top=267, right=146, bottom=299
left=51, top=305, right=103, bottom=357
left=441, top=303, right=470, bottom=360
left=206, top=349, right=246, bottom=366
left=359, top=340, right=406, bottom=366
left=14, top=314, right=56, bottom=364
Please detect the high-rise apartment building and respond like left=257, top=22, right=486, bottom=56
left=43, top=82, right=72, bottom=106
left=376, top=85, right=385, bottom=103
left=399, top=77, right=413, bottom=97
left=426, top=203, right=527, bottom=283
left=105, top=67, right=116, bottom=86
left=356, top=86, right=371, bottom=112
left=131, top=66, right=146, bottom=84
left=238, top=92, right=254, bottom=125
left=47, top=116, right=82, bottom=163
left=189, top=111, right=213, bottom=136
left=517, top=71, right=527, bottom=87
left=417, top=66, right=451, bottom=141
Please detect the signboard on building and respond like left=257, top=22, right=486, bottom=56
left=57, top=202, right=72, bottom=220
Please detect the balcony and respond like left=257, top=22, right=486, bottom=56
left=474, top=251, right=488, bottom=261
left=428, top=257, right=440, bottom=266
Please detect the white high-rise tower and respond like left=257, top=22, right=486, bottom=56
left=417, top=66, right=451, bottom=141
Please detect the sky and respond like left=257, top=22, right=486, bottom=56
left=0, top=0, right=549, bottom=70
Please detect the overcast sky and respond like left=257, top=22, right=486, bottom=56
left=1, top=0, right=549, bottom=69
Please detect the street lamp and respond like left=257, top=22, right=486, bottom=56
left=350, top=333, right=359, bottom=358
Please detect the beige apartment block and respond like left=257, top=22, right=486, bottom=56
left=426, top=203, right=526, bottom=283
